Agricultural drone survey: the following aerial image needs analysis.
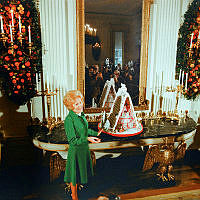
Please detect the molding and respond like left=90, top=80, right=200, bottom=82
left=76, top=0, right=85, bottom=95
left=139, top=0, right=154, bottom=105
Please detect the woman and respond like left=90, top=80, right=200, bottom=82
left=63, top=90, right=102, bottom=200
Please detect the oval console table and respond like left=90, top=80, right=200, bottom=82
left=32, top=117, right=197, bottom=182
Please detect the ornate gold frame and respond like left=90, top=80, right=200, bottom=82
left=76, top=0, right=154, bottom=109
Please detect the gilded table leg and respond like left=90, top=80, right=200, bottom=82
left=143, top=141, right=186, bottom=182
left=49, top=152, right=66, bottom=182
left=90, top=150, right=96, bottom=169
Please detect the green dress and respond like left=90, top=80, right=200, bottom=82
left=64, top=110, right=98, bottom=186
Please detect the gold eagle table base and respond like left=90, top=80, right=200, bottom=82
left=143, top=138, right=187, bottom=182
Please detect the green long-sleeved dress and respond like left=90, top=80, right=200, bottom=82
left=64, top=110, right=98, bottom=186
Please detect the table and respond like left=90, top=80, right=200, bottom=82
left=32, top=117, right=197, bottom=182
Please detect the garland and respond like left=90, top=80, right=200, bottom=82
left=176, top=0, right=200, bottom=100
left=0, top=0, right=42, bottom=105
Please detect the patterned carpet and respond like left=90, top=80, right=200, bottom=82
left=128, top=189, right=200, bottom=200
left=119, top=185, right=200, bottom=200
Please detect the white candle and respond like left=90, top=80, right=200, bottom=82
left=19, top=15, right=21, bottom=33
left=11, top=10, right=14, bottom=27
left=28, top=25, right=31, bottom=43
left=36, top=73, right=39, bottom=91
left=0, top=15, right=4, bottom=33
left=190, top=33, right=194, bottom=48
left=185, top=73, right=188, bottom=90
left=198, top=31, right=200, bottom=40
left=94, top=28, right=97, bottom=36
left=181, top=71, right=184, bottom=86
left=9, top=24, right=13, bottom=42
left=178, top=69, right=182, bottom=85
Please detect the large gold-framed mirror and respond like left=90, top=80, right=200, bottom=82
left=76, top=0, right=154, bottom=110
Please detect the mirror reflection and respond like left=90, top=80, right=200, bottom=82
left=84, top=0, right=142, bottom=108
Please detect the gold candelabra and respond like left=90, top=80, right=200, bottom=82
left=0, top=9, right=32, bottom=55
left=36, top=88, right=59, bottom=126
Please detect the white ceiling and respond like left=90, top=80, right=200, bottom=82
left=85, top=0, right=143, bottom=16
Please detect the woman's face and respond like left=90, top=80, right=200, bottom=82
left=72, top=97, right=83, bottom=114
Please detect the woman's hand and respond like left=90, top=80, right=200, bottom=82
left=88, top=137, right=101, bottom=143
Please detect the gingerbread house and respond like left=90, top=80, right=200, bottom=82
left=98, top=78, right=116, bottom=108
left=100, top=84, right=143, bottom=137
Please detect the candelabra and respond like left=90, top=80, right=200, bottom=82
left=37, top=88, right=58, bottom=119
left=85, top=24, right=97, bottom=36
left=0, top=9, right=32, bottom=55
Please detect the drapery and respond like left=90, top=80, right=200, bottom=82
left=31, top=0, right=77, bottom=121
left=146, top=0, right=194, bottom=115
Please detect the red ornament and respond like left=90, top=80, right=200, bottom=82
left=8, top=49, right=13, bottom=54
left=19, top=57, right=23, bottom=61
left=26, top=73, right=31, bottom=77
left=27, top=11, right=30, bottom=17
left=14, top=45, right=18, bottom=49
left=5, top=56, right=10, bottom=61
left=25, top=61, right=30, bottom=67
left=15, top=62, right=20, bottom=67
left=17, top=51, right=22, bottom=56
left=14, top=91, right=19, bottom=94
left=17, top=85, right=21, bottom=89
left=5, top=6, right=10, bottom=11
left=12, top=79, right=16, bottom=84
left=21, top=79, right=24, bottom=83
left=9, top=72, right=13, bottom=76
left=189, top=78, right=193, bottom=82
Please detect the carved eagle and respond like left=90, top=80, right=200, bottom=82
left=143, top=142, right=186, bottom=181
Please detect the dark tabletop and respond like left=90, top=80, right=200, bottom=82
left=29, top=117, right=197, bottom=144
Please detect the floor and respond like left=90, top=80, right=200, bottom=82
left=1, top=137, right=200, bottom=200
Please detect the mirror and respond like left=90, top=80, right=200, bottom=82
left=76, top=0, right=154, bottom=110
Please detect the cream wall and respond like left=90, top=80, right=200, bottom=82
left=85, top=12, right=142, bottom=66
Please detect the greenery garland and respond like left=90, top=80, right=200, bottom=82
left=176, top=0, right=200, bottom=100
left=0, top=0, right=42, bottom=105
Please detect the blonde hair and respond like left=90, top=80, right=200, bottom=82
left=63, top=90, right=84, bottom=110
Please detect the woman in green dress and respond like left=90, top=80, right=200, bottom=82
left=63, top=90, right=102, bottom=200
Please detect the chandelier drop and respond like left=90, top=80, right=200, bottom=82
left=85, top=24, right=97, bottom=36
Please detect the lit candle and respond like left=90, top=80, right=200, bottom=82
left=19, top=15, right=21, bottom=33
left=36, top=73, right=39, bottom=91
left=181, top=71, right=184, bottom=86
left=28, top=25, right=31, bottom=43
left=185, top=73, right=188, bottom=90
left=198, top=31, right=200, bottom=40
left=178, top=69, right=182, bottom=85
left=0, top=15, right=4, bottom=33
left=9, top=24, right=13, bottom=42
left=11, top=10, right=14, bottom=27
left=94, top=28, right=97, bottom=36
left=190, top=33, right=194, bottom=48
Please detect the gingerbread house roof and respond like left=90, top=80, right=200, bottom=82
left=99, top=78, right=116, bottom=108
